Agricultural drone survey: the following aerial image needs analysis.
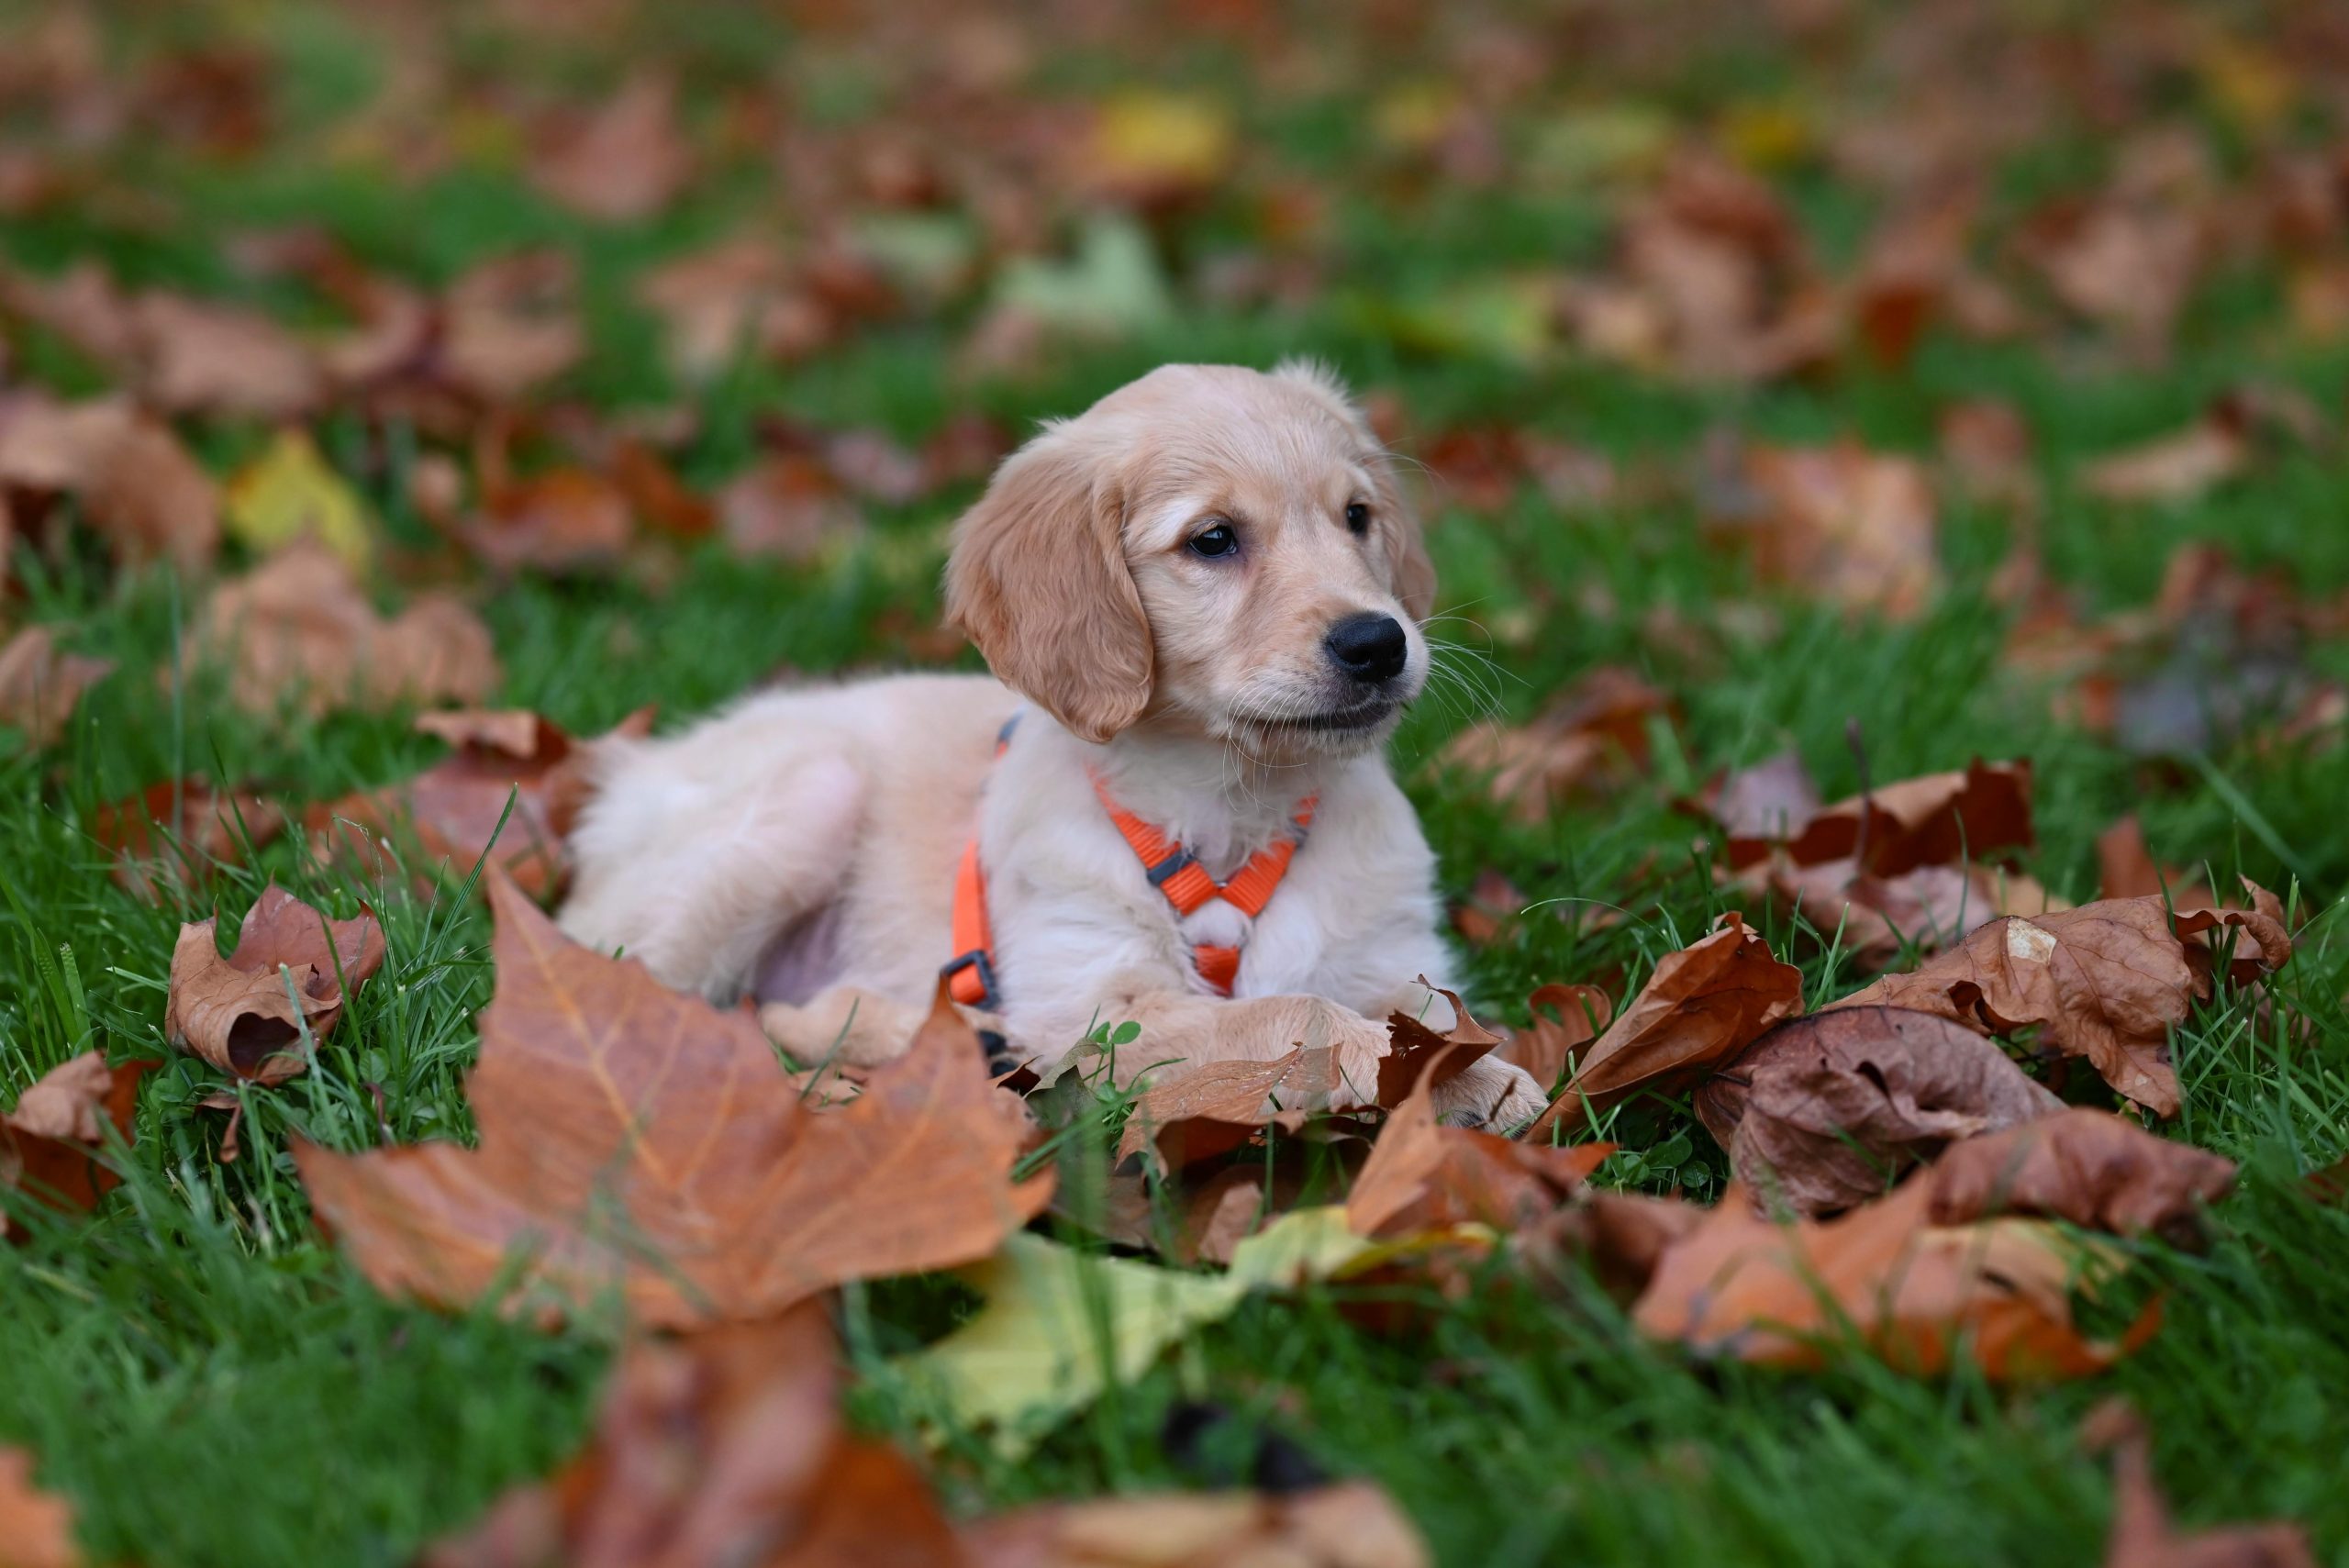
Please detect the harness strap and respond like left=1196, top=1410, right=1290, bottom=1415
left=942, top=725, right=1315, bottom=1010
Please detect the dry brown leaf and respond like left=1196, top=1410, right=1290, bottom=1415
left=1448, top=866, right=1525, bottom=947
left=1441, top=665, right=1672, bottom=821
left=93, top=778, right=284, bottom=901
left=718, top=453, right=863, bottom=563
left=1829, top=890, right=2291, bottom=1118
left=1726, top=442, right=1942, bottom=620
left=182, top=540, right=501, bottom=717
left=1503, top=983, right=1614, bottom=1088
left=1769, top=758, right=2034, bottom=876
left=466, top=468, right=636, bottom=575
left=2089, top=1402, right=2317, bottom=1568
left=1699, top=749, right=1822, bottom=865
left=0, top=393, right=218, bottom=571
left=1112, top=1048, right=1340, bottom=1174
left=528, top=70, right=693, bottom=223
left=1348, top=1066, right=1611, bottom=1240
left=2083, top=410, right=2246, bottom=505
left=295, top=874, right=1052, bottom=1328
left=421, top=1303, right=963, bottom=1568
left=1513, top=1188, right=1708, bottom=1304
left=635, top=237, right=805, bottom=383
left=0, top=626, right=111, bottom=747
left=964, top=1481, right=1430, bottom=1568
left=0, top=1447, right=83, bottom=1568
left=440, top=253, right=585, bottom=406
left=1736, top=853, right=2067, bottom=968
left=1377, top=981, right=1504, bottom=1107
left=2, top=1051, right=151, bottom=1238
left=313, top=706, right=651, bottom=897
left=164, top=884, right=385, bottom=1085
left=2173, top=881, right=2295, bottom=985
left=133, top=291, right=323, bottom=420
left=1929, top=1108, right=2236, bottom=1245
left=1695, top=1006, right=2064, bottom=1217
left=1631, top=1177, right=2155, bottom=1378
left=1526, top=913, right=1803, bottom=1139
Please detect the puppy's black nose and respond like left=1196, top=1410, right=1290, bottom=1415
left=1324, top=612, right=1408, bottom=684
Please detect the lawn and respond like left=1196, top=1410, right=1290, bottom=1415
left=3, top=3, right=2347, bottom=1565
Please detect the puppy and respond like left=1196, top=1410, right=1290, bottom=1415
left=558, top=362, right=1545, bottom=1128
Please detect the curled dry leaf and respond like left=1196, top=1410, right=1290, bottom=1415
left=439, top=252, right=585, bottom=406
left=1928, top=1108, right=2236, bottom=1247
left=1347, top=1066, right=1612, bottom=1240
left=1440, top=665, right=1672, bottom=821
left=1767, top=757, right=2034, bottom=876
left=1698, top=749, right=1821, bottom=863
left=132, top=291, right=323, bottom=420
left=465, top=468, right=636, bottom=576
left=0, top=625, right=112, bottom=748
left=1695, top=1006, right=2064, bottom=1218
left=1830, top=889, right=2292, bottom=1119
left=295, top=875, right=1052, bottom=1328
left=3, top=1051, right=151, bottom=1236
left=1376, top=980, right=1502, bottom=1106
left=1526, top=912, right=1803, bottom=1140
left=0, top=392, right=218, bottom=571
left=717, top=452, right=863, bottom=564
left=635, top=236, right=802, bottom=384
left=164, top=884, right=385, bottom=1085
left=0, top=1446, right=83, bottom=1568
left=313, top=706, right=653, bottom=897
left=2087, top=1402, right=2317, bottom=1568
left=1631, top=1177, right=2156, bottom=1378
left=1503, top=982, right=1614, bottom=1088
left=2081, top=403, right=2247, bottom=505
left=1513, top=1188, right=1708, bottom=1304
left=181, top=540, right=501, bottom=717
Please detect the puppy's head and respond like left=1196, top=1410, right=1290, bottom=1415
left=944, top=361, right=1433, bottom=756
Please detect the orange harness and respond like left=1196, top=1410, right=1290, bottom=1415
left=944, top=719, right=1316, bottom=1012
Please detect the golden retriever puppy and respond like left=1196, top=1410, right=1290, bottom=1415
left=558, top=361, right=1545, bottom=1127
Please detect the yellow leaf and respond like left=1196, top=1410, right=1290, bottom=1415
left=1090, top=91, right=1233, bottom=191
left=225, top=429, right=375, bottom=573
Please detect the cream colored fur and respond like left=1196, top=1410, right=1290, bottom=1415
left=559, top=363, right=1544, bottom=1128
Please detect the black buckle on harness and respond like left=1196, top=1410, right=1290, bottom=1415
left=1146, top=847, right=1197, bottom=887
left=941, top=948, right=999, bottom=1012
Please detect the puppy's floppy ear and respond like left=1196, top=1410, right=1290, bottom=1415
left=944, top=429, right=1152, bottom=744
left=1273, top=357, right=1437, bottom=622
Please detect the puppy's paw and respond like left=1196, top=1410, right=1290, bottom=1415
left=1431, top=1055, right=1550, bottom=1132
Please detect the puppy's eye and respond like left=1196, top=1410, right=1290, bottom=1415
left=1189, top=523, right=1239, bottom=558
left=1344, top=502, right=1370, bottom=536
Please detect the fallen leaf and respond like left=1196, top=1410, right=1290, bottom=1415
left=0, top=626, right=111, bottom=747
left=1441, top=665, right=1673, bottom=820
left=1768, top=758, right=2034, bottom=876
left=1526, top=913, right=1803, bottom=1139
left=313, top=706, right=651, bottom=897
left=0, top=393, right=218, bottom=571
left=963, top=1481, right=1431, bottom=1568
left=1074, top=89, right=1235, bottom=205
left=422, top=1303, right=963, bottom=1568
left=2082, top=406, right=2247, bottom=504
left=1503, top=983, right=1614, bottom=1088
left=635, top=236, right=805, bottom=383
left=1698, top=749, right=1822, bottom=865
left=93, top=778, right=284, bottom=901
left=1512, top=1188, right=1708, bottom=1304
left=0, top=1447, right=83, bottom=1568
left=1375, top=981, right=1503, bottom=1106
left=2, top=1051, right=150, bottom=1237
left=1829, top=891, right=2292, bottom=1118
left=133, top=291, right=323, bottom=420
left=2097, top=816, right=2169, bottom=901
left=528, top=70, right=693, bottom=222
left=225, top=427, right=374, bottom=571
left=900, top=1209, right=1367, bottom=1458
left=1716, top=441, right=1942, bottom=620
left=164, top=884, right=385, bottom=1084
left=440, top=253, right=584, bottom=406
left=1927, top=1108, right=2236, bottom=1246
left=717, top=453, right=862, bottom=563
left=1348, top=1067, right=1611, bottom=1240
left=1632, top=1177, right=2154, bottom=1377
left=1113, top=1048, right=1341, bottom=1174
left=181, top=540, right=501, bottom=717
left=1693, top=1006, right=2064, bottom=1217
left=1449, top=866, right=1527, bottom=947
left=2087, top=1402, right=2316, bottom=1568
left=295, top=878, right=1052, bottom=1328
left=466, top=468, right=635, bottom=575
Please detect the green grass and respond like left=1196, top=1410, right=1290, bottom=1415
left=6, top=8, right=2349, bottom=1566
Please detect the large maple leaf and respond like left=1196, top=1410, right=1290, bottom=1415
left=295, top=873, right=1052, bottom=1328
